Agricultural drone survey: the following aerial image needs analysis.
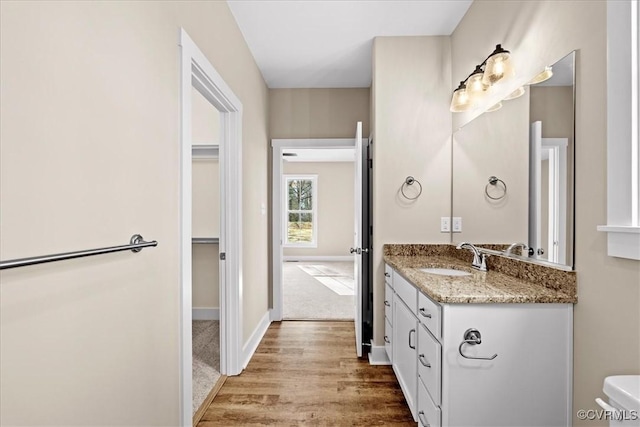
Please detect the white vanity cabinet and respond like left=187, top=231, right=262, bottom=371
left=384, top=264, right=573, bottom=427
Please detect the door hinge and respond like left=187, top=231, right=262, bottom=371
left=368, top=158, right=373, bottom=169
left=220, top=252, right=226, bottom=260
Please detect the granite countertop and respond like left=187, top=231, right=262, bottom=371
left=384, top=252, right=577, bottom=304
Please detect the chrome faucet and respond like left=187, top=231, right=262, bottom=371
left=456, top=242, right=488, bottom=271
left=505, top=242, right=529, bottom=256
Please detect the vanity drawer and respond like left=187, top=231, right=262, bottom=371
left=384, top=317, right=392, bottom=363
left=393, top=271, right=417, bottom=315
left=418, top=324, right=441, bottom=406
left=384, top=264, right=393, bottom=287
left=418, top=291, right=441, bottom=340
left=384, top=283, right=393, bottom=324
left=418, top=380, right=441, bottom=427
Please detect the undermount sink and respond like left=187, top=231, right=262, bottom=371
left=419, top=267, right=473, bottom=277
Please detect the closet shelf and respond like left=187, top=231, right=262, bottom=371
left=192, top=237, right=219, bottom=244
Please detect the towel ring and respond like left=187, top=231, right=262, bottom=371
left=485, top=176, right=507, bottom=200
left=401, top=176, right=422, bottom=200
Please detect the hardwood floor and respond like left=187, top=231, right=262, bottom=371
left=197, top=321, right=414, bottom=426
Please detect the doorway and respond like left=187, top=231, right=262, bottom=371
left=179, top=29, right=243, bottom=427
left=271, top=133, right=372, bottom=356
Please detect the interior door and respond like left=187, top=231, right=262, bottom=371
left=529, top=121, right=543, bottom=259
left=353, top=121, right=363, bottom=357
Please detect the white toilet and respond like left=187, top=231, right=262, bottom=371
left=596, top=375, right=640, bottom=427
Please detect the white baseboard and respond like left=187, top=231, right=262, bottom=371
left=242, top=309, right=272, bottom=369
left=368, top=345, right=391, bottom=365
left=192, top=307, right=219, bottom=320
left=283, top=256, right=352, bottom=262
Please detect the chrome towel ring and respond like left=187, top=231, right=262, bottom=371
left=401, top=176, right=422, bottom=200
left=485, top=176, right=507, bottom=200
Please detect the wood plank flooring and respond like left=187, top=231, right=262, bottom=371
left=197, top=321, right=414, bottom=426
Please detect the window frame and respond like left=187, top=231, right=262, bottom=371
left=598, top=0, right=640, bottom=260
left=282, top=174, right=318, bottom=248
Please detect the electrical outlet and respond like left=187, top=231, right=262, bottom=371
left=452, top=217, right=463, bottom=232
left=440, top=217, right=450, bottom=232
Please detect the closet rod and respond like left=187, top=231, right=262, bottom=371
left=192, top=237, right=219, bottom=244
left=0, top=234, right=157, bottom=270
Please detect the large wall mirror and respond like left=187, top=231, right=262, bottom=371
left=452, top=51, right=576, bottom=269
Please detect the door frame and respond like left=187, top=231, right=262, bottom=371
left=179, top=29, right=243, bottom=426
left=271, top=138, right=356, bottom=321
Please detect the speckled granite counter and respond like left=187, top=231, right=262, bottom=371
left=383, top=244, right=577, bottom=304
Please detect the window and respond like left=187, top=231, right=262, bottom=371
left=598, top=0, right=640, bottom=260
left=283, top=175, right=318, bottom=247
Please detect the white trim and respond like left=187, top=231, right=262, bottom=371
left=271, top=138, right=359, bottom=322
left=367, top=345, right=391, bottom=365
left=179, top=28, right=244, bottom=427
left=242, top=309, right=272, bottom=369
left=192, top=307, right=220, bottom=320
left=283, top=255, right=353, bottom=262
left=600, top=1, right=640, bottom=260
left=282, top=174, right=318, bottom=248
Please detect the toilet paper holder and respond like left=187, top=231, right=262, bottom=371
left=458, top=328, right=498, bottom=360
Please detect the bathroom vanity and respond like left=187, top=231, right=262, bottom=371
left=383, top=245, right=576, bottom=427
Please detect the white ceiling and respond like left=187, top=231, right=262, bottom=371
left=227, top=0, right=473, bottom=88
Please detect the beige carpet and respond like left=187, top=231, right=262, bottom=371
left=283, top=261, right=355, bottom=320
left=192, top=320, right=220, bottom=415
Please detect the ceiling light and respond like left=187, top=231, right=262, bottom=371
left=504, top=86, right=525, bottom=100
left=528, top=66, right=553, bottom=84
left=450, top=81, right=472, bottom=112
left=482, top=44, right=514, bottom=86
left=487, top=102, right=502, bottom=112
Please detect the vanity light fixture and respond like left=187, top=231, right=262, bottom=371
left=450, top=44, right=514, bottom=113
left=450, top=81, right=473, bottom=112
left=528, top=65, right=553, bottom=84
left=465, top=65, right=489, bottom=103
left=503, top=86, right=525, bottom=100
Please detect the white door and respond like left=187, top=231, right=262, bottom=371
left=529, top=121, right=543, bottom=259
left=353, top=122, right=363, bottom=357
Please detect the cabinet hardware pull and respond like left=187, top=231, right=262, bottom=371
left=419, top=308, right=432, bottom=318
left=408, top=329, right=416, bottom=349
left=418, top=354, right=431, bottom=368
left=458, top=328, right=498, bottom=360
left=384, top=335, right=390, bottom=344
left=384, top=272, right=390, bottom=277
left=384, top=300, right=390, bottom=307
left=418, top=411, right=430, bottom=427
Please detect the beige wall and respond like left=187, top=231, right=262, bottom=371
left=452, top=90, right=530, bottom=244
left=0, top=1, right=268, bottom=425
left=452, top=1, right=640, bottom=425
left=192, top=86, right=220, bottom=145
left=372, top=36, right=453, bottom=345
left=269, top=88, right=370, bottom=138
left=192, top=159, right=219, bottom=308
left=192, top=244, right=219, bottom=308
left=282, top=161, right=354, bottom=257
left=192, top=160, right=220, bottom=238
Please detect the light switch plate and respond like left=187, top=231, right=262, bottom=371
left=441, top=217, right=450, bottom=232
left=452, top=217, right=462, bottom=233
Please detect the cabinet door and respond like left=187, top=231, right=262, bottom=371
left=384, top=317, right=393, bottom=363
left=441, top=304, right=572, bottom=427
left=392, top=298, right=418, bottom=421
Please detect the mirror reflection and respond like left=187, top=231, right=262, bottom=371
left=452, top=51, right=575, bottom=268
